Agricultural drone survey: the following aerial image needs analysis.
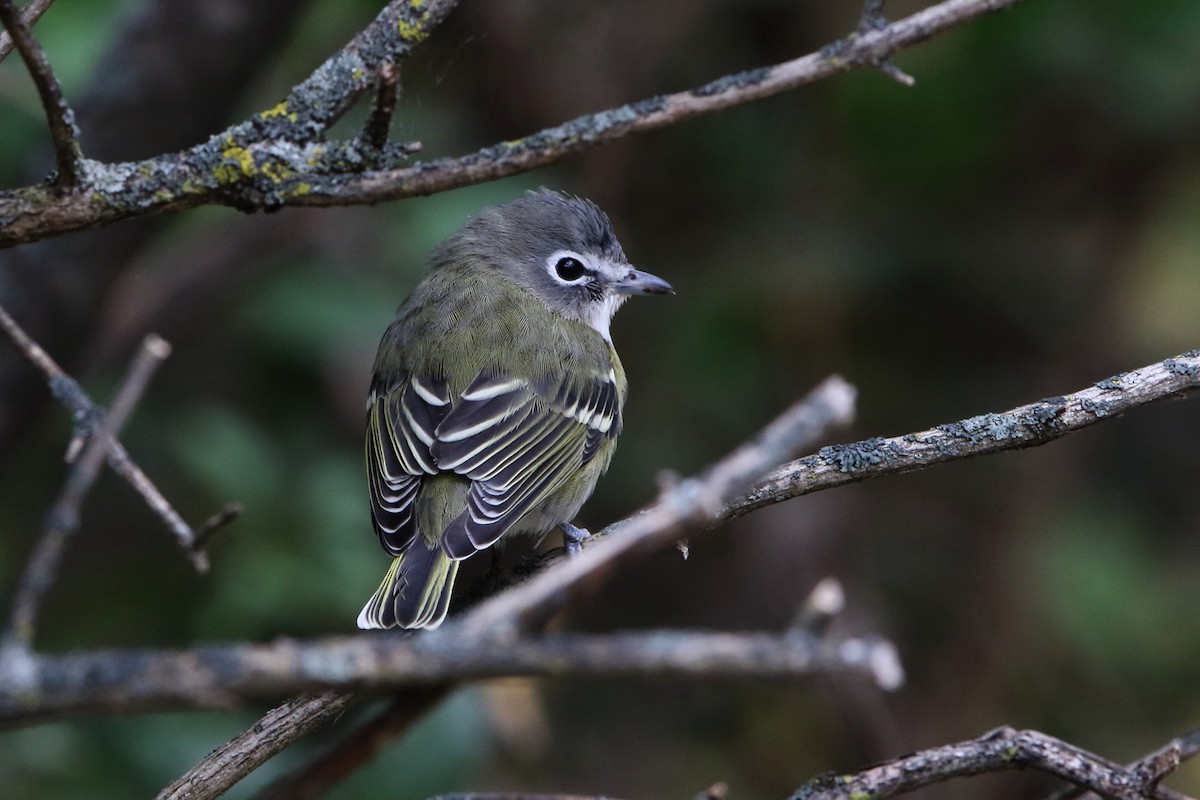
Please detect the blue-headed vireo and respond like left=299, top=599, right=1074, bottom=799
left=358, top=189, right=673, bottom=629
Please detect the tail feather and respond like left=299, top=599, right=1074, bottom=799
left=357, top=543, right=460, bottom=630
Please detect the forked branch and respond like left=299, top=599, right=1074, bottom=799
left=0, top=0, right=1026, bottom=247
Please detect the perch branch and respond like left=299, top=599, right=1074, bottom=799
left=0, top=302, right=227, bottom=571
left=790, top=726, right=1196, bottom=800
left=157, top=348, right=1197, bottom=797
left=154, top=366, right=856, bottom=800
left=457, top=375, right=858, bottom=637
left=5, top=333, right=169, bottom=646
left=0, top=0, right=82, bottom=185
left=0, top=0, right=1024, bottom=247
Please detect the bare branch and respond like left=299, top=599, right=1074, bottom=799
left=728, top=350, right=1200, bottom=521
left=152, top=376, right=852, bottom=798
left=1046, top=728, right=1200, bottom=800
left=254, top=686, right=453, bottom=800
left=253, top=579, right=868, bottom=800
left=0, top=0, right=82, bottom=185
left=0, top=0, right=1023, bottom=248
left=0, top=628, right=899, bottom=724
left=0, top=301, right=221, bottom=571
left=153, top=348, right=1196, bottom=796
left=5, top=333, right=169, bottom=646
left=790, top=726, right=1196, bottom=800
left=0, top=0, right=54, bottom=63
left=155, top=691, right=359, bottom=800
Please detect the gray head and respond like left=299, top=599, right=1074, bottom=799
left=435, top=189, right=672, bottom=340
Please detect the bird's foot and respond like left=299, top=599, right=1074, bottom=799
left=561, top=522, right=592, bottom=557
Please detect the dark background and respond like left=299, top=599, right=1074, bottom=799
left=1, top=0, right=1199, bottom=797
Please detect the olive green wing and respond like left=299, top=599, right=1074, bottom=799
left=365, top=373, right=450, bottom=556
left=433, top=370, right=620, bottom=559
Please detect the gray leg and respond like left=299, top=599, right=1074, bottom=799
left=561, top=521, right=592, bottom=557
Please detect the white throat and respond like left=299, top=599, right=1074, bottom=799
left=582, top=293, right=626, bottom=343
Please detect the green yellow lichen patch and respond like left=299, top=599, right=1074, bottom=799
left=397, top=6, right=430, bottom=41
left=259, top=102, right=298, bottom=123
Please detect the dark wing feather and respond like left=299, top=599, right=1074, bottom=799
left=366, top=374, right=449, bottom=555
left=433, top=371, right=620, bottom=559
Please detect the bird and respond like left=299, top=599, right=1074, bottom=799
left=358, top=189, right=673, bottom=629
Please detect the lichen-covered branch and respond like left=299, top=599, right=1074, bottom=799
left=0, top=0, right=459, bottom=246
left=728, top=350, right=1200, bottom=521
left=0, top=0, right=1023, bottom=248
left=791, top=726, right=1195, bottom=800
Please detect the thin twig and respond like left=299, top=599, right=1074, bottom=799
left=0, top=628, right=900, bottom=722
left=5, top=334, right=170, bottom=646
left=793, top=577, right=846, bottom=638
left=0, top=298, right=65, bottom=384
left=0, top=0, right=54, bottom=63
left=0, top=0, right=82, bottom=185
left=790, top=726, right=1195, bottom=800
left=0, top=302, right=221, bottom=570
left=833, top=0, right=915, bottom=85
left=858, top=0, right=889, bottom=32
left=0, top=0, right=1024, bottom=248
left=190, top=503, right=244, bottom=557
left=359, top=61, right=401, bottom=154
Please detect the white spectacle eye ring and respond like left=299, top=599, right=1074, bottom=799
left=546, top=250, right=594, bottom=285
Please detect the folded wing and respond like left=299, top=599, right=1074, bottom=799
left=434, top=371, right=620, bottom=559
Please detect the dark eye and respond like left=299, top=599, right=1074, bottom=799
left=554, top=257, right=587, bottom=282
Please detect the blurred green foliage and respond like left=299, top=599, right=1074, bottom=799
left=2, top=0, right=1200, bottom=798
